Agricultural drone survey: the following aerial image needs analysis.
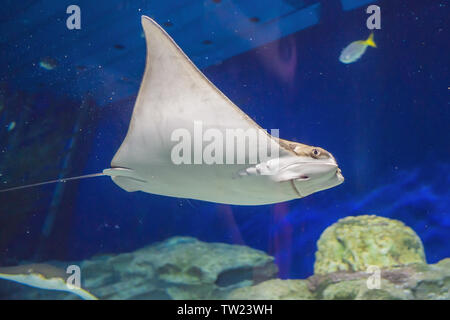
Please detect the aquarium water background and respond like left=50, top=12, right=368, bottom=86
left=0, top=0, right=448, bottom=281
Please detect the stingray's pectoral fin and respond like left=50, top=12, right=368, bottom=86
left=102, top=168, right=147, bottom=192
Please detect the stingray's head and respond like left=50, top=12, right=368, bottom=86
left=276, top=141, right=344, bottom=197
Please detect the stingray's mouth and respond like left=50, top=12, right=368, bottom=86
left=291, top=165, right=344, bottom=198
left=290, top=180, right=304, bottom=197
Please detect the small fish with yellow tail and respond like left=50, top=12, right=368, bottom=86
left=339, top=33, right=376, bottom=64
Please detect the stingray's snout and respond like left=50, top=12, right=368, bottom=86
left=336, top=167, right=344, bottom=182
left=294, top=162, right=338, bottom=181
left=291, top=159, right=344, bottom=198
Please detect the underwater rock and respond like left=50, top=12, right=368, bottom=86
left=412, top=258, right=450, bottom=300
left=227, top=279, right=315, bottom=300
left=1, top=224, right=448, bottom=300
left=226, top=216, right=447, bottom=300
left=0, top=237, right=277, bottom=300
left=317, top=277, right=414, bottom=300
left=314, top=215, right=426, bottom=274
left=309, top=258, right=450, bottom=300
left=226, top=259, right=450, bottom=300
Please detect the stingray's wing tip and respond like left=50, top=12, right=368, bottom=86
left=141, top=15, right=167, bottom=36
left=141, top=15, right=157, bottom=26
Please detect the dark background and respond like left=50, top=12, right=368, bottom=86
left=0, top=0, right=448, bottom=279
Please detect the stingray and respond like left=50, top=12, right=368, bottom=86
left=0, top=263, right=98, bottom=300
left=0, top=16, right=344, bottom=205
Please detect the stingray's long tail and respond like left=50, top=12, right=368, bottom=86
left=0, top=172, right=106, bottom=193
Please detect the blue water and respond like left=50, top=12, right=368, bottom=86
left=0, top=0, right=448, bottom=280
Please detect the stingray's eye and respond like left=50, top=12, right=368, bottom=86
left=311, top=148, right=320, bottom=158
